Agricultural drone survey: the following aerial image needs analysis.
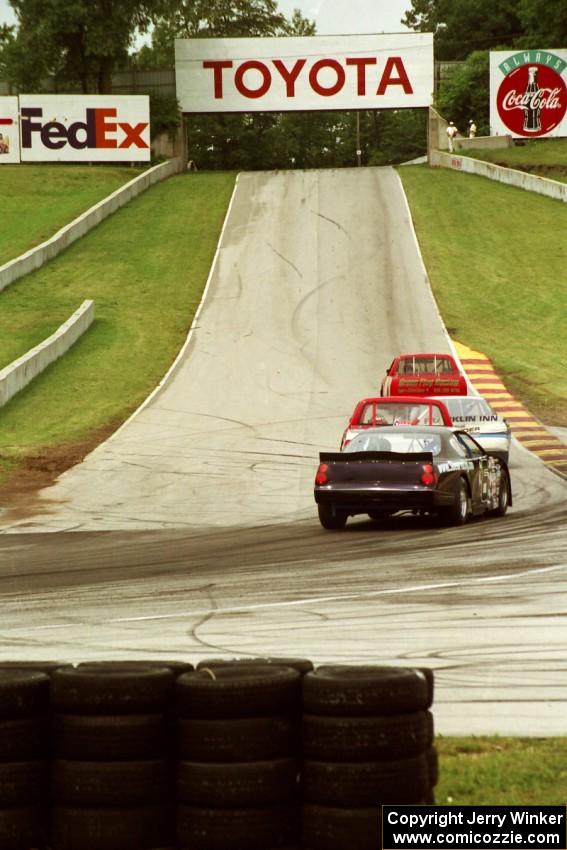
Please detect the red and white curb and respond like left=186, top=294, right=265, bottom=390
left=453, top=341, right=567, bottom=479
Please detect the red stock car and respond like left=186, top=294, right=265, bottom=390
left=340, top=396, right=452, bottom=449
left=380, top=353, right=468, bottom=397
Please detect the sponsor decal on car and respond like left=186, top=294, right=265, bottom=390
left=437, top=460, right=475, bottom=474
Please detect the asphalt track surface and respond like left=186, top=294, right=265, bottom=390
left=1, top=167, right=567, bottom=735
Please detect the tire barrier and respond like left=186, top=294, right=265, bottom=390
left=50, top=662, right=177, bottom=850
left=302, top=666, right=436, bottom=850
left=0, top=660, right=436, bottom=849
left=0, top=670, right=50, bottom=850
left=176, top=665, right=302, bottom=849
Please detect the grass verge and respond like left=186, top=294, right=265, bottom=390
left=436, top=737, right=567, bottom=805
left=398, top=165, right=567, bottom=425
left=0, top=171, right=236, bottom=489
left=0, top=164, right=146, bottom=266
left=463, top=138, right=567, bottom=184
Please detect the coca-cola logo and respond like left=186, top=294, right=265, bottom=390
left=497, top=63, right=567, bottom=136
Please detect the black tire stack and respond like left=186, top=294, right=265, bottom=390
left=302, top=665, right=435, bottom=850
left=0, top=670, right=51, bottom=850
left=175, top=664, right=305, bottom=850
left=49, top=662, right=177, bottom=850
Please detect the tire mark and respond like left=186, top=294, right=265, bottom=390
left=266, top=242, right=303, bottom=279
left=312, top=209, right=352, bottom=239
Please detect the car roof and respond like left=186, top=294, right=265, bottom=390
left=351, top=425, right=456, bottom=437
left=395, top=353, right=457, bottom=359
left=429, top=395, right=487, bottom=401
left=354, top=396, right=449, bottom=405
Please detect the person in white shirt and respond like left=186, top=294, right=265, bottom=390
left=446, top=121, right=458, bottom=152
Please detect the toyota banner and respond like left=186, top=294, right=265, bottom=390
left=175, top=34, right=434, bottom=113
left=0, top=95, right=151, bottom=163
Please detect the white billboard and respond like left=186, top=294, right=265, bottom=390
left=0, top=97, right=21, bottom=164
left=175, top=34, right=434, bottom=113
left=490, top=49, right=567, bottom=138
left=19, top=95, right=151, bottom=162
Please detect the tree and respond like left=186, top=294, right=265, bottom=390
left=517, top=0, right=567, bottom=46
left=4, top=0, right=167, bottom=93
left=281, top=8, right=317, bottom=37
left=402, top=0, right=524, bottom=60
left=0, top=24, right=16, bottom=87
left=435, top=51, right=490, bottom=135
left=369, top=110, right=428, bottom=166
left=136, top=0, right=308, bottom=70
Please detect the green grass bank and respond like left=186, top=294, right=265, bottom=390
left=398, top=165, right=567, bottom=425
left=436, top=737, right=567, bottom=805
left=0, top=171, right=236, bottom=487
left=464, top=138, right=567, bottom=184
left=0, top=164, right=146, bottom=266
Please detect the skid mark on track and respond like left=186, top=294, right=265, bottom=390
left=266, top=242, right=303, bottom=279
left=454, top=340, right=567, bottom=480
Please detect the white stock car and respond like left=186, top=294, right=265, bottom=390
left=430, top=395, right=511, bottom=464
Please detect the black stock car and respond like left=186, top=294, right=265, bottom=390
left=314, top=426, right=511, bottom=530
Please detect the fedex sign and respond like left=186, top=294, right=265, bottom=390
left=175, top=34, right=433, bottom=113
left=19, top=95, right=150, bottom=162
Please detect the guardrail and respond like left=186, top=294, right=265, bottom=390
left=0, top=158, right=185, bottom=294
left=0, top=299, right=94, bottom=408
left=429, top=149, right=567, bottom=203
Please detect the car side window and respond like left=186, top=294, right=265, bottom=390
left=437, top=357, right=453, bottom=373
left=449, top=435, right=468, bottom=457
left=455, top=432, right=484, bottom=457
left=445, top=399, right=463, bottom=418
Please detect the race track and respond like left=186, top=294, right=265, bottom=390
left=1, top=167, right=566, bottom=735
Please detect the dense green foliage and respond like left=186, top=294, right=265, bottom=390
left=435, top=51, right=490, bottom=136
left=437, top=737, right=567, bottom=805
left=1, top=0, right=166, bottom=93
left=148, top=92, right=181, bottom=141
left=402, top=0, right=567, bottom=60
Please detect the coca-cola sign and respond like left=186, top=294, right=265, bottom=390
left=490, top=50, right=567, bottom=138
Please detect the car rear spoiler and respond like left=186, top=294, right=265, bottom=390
left=319, top=451, right=434, bottom=463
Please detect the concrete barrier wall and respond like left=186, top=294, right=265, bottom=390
left=453, top=136, right=513, bottom=152
left=428, top=107, right=513, bottom=156
left=429, top=149, right=567, bottom=203
left=0, top=299, right=94, bottom=408
left=0, top=158, right=184, bottom=294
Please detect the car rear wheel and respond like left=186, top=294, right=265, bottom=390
left=492, top=467, right=509, bottom=517
left=318, top=504, right=347, bottom=530
left=443, top=478, right=469, bottom=526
